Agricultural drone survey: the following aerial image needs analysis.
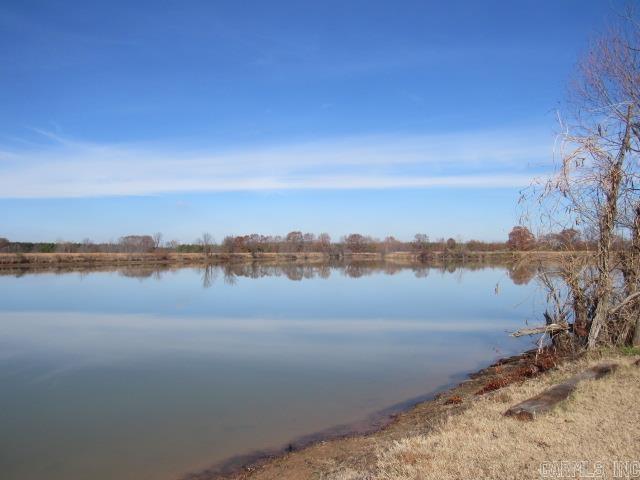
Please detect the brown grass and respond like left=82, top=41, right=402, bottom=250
left=474, top=352, right=559, bottom=396
left=359, top=355, right=640, bottom=480
left=0, top=252, right=330, bottom=267
left=184, top=351, right=638, bottom=480
left=443, top=395, right=463, bottom=405
left=0, top=250, right=574, bottom=268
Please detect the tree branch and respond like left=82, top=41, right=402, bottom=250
left=510, top=323, right=569, bottom=337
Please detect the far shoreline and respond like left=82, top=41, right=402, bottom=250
left=0, top=250, right=575, bottom=270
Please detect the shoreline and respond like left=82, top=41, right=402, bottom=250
left=181, top=381, right=456, bottom=479
left=179, top=348, right=564, bottom=480
left=0, top=250, right=570, bottom=270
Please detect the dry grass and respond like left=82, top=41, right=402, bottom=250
left=327, top=355, right=640, bottom=480
left=0, top=252, right=331, bottom=266
left=0, top=252, right=201, bottom=265
left=0, top=250, right=573, bottom=268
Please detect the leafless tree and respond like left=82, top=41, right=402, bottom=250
left=411, top=234, right=430, bottom=260
left=198, top=232, right=214, bottom=257
left=317, top=232, right=332, bottom=253
left=79, top=238, right=94, bottom=253
left=119, top=235, right=155, bottom=253
left=152, top=232, right=163, bottom=250
left=342, top=233, right=375, bottom=253
left=55, top=239, right=73, bottom=253
left=382, top=235, right=403, bottom=254
left=525, top=9, right=640, bottom=348
left=285, top=231, right=304, bottom=253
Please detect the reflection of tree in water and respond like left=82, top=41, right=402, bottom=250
left=118, top=266, right=168, bottom=280
left=383, top=264, right=403, bottom=276
left=412, top=266, right=429, bottom=278
left=343, top=262, right=372, bottom=279
left=201, top=265, right=218, bottom=288
left=284, top=265, right=304, bottom=281
left=303, top=266, right=316, bottom=280
left=0, top=259, right=536, bottom=289
left=4, top=265, right=174, bottom=279
left=196, top=260, right=475, bottom=285
left=445, top=263, right=458, bottom=274
left=507, top=263, right=537, bottom=285
left=317, top=265, right=331, bottom=279
left=222, top=265, right=237, bottom=286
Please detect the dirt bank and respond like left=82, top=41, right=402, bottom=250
left=179, top=347, right=637, bottom=480
left=0, top=250, right=564, bottom=269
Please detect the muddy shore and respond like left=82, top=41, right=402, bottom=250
left=0, top=250, right=566, bottom=270
left=179, top=348, right=565, bottom=480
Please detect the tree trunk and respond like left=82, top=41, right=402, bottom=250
left=588, top=290, right=610, bottom=348
left=626, top=204, right=640, bottom=346
left=587, top=106, right=633, bottom=349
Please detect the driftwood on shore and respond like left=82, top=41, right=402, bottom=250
left=504, top=363, right=618, bottom=421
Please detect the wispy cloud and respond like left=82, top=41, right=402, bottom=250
left=0, top=128, right=551, bottom=198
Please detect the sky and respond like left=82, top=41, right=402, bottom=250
left=0, top=0, right=620, bottom=243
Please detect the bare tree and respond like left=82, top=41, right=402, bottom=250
left=80, top=238, right=94, bottom=253
left=526, top=10, right=640, bottom=348
left=55, top=239, right=73, bottom=253
left=342, top=233, right=373, bottom=253
left=119, top=235, right=155, bottom=253
left=152, top=232, right=163, bottom=250
left=382, top=235, right=402, bottom=254
left=285, top=231, right=304, bottom=253
left=411, top=234, right=430, bottom=258
left=198, top=232, right=214, bottom=257
left=317, top=232, right=332, bottom=253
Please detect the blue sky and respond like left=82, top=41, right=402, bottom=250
left=0, top=1, right=617, bottom=242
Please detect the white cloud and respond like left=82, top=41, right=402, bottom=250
left=0, top=128, right=551, bottom=198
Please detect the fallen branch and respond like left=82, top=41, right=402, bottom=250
left=510, top=323, right=568, bottom=337
left=504, top=363, right=618, bottom=420
left=608, top=291, right=640, bottom=314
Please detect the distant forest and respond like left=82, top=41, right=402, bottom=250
left=0, top=226, right=598, bottom=255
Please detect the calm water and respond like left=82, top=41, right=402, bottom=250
left=0, top=262, right=539, bottom=480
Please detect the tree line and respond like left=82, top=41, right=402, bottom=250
left=0, top=227, right=600, bottom=255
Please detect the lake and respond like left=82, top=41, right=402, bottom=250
left=0, top=262, right=540, bottom=480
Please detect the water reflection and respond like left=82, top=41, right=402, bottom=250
left=507, top=262, right=539, bottom=285
left=207, top=260, right=540, bottom=287
left=0, top=259, right=542, bottom=289
left=0, top=262, right=541, bottom=480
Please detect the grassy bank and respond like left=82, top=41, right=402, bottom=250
left=190, top=349, right=640, bottom=480
left=0, top=252, right=329, bottom=267
left=0, top=250, right=563, bottom=269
